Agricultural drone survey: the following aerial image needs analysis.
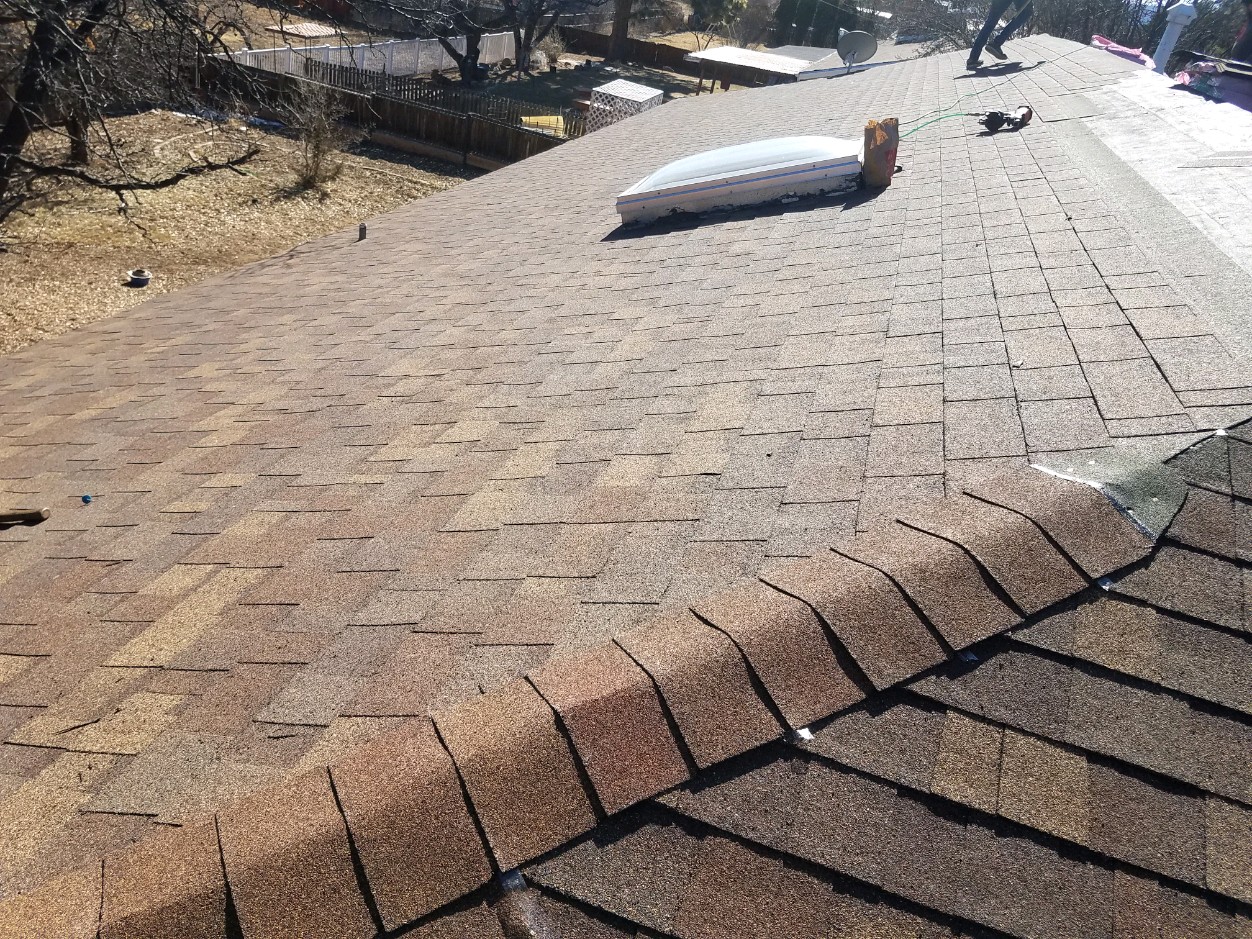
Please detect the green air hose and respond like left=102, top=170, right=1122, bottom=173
left=899, top=112, right=969, bottom=138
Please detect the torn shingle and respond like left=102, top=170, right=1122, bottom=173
left=964, top=468, right=1151, bottom=577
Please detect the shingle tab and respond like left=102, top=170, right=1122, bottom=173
left=526, top=815, right=701, bottom=935
left=1167, top=486, right=1241, bottom=560
left=930, top=710, right=1003, bottom=813
left=329, top=719, right=492, bottom=930
left=406, top=903, right=505, bottom=939
left=0, top=863, right=101, bottom=939
left=997, top=731, right=1091, bottom=844
left=836, top=522, right=1018, bottom=648
left=101, top=822, right=226, bottom=939
left=693, top=579, right=865, bottom=729
left=1205, top=798, right=1252, bottom=904
left=616, top=612, right=781, bottom=768
left=915, top=646, right=1252, bottom=803
left=217, top=769, right=375, bottom=939
left=965, top=469, right=1150, bottom=577
left=672, top=757, right=1116, bottom=939
left=673, top=834, right=950, bottom=939
left=434, top=679, right=597, bottom=870
left=1112, top=545, right=1246, bottom=633
left=901, top=494, right=1087, bottom=613
left=1088, top=763, right=1205, bottom=887
left=530, top=643, right=689, bottom=813
left=1167, top=435, right=1232, bottom=494
left=807, top=701, right=943, bottom=792
left=764, top=552, right=946, bottom=690
left=1019, top=597, right=1252, bottom=716
left=672, top=836, right=840, bottom=939
left=1112, top=869, right=1242, bottom=939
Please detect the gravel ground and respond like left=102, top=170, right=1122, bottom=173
left=0, top=110, right=474, bottom=355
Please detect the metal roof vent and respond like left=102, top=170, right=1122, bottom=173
left=616, top=136, right=862, bottom=225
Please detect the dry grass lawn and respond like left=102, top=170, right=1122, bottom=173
left=0, top=110, right=474, bottom=355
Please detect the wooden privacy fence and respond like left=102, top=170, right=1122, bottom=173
left=212, top=63, right=571, bottom=167
left=364, top=95, right=570, bottom=163
left=304, top=60, right=586, bottom=137
left=561, top=27, right=695, bottom=74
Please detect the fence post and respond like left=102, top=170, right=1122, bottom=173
left=462, top=113, right=473, bottom=166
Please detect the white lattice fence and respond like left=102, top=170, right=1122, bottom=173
left=226, top=33, right=517, bottom=78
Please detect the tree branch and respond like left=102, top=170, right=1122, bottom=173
left=14, top=144, right=261, bottom=193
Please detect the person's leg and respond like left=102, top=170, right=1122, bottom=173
left=968, top=0, right=1014, bottom=66
left=992, top=0, right=1034, bottom=48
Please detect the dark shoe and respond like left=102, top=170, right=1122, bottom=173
left=986, top=41, right=1007, bottom=59
left=966, top=56, right=983, bottom=70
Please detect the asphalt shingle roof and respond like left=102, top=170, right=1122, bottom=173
left=1, top=33, right=1250, bottom=939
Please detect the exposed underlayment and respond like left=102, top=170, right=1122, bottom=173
left=1, top=34, right=1250, bottom=939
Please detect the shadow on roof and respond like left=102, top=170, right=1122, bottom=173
left=955, top=60, right=1044, bottom=78
left=601, top=186, right=886, bottom=242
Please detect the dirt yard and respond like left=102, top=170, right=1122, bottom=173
left=0, top=110, right=474, bottom=355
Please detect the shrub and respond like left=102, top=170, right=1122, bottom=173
left=287, top=82, right=359, bottom=193
left=537, top=28, right=568, bottom=63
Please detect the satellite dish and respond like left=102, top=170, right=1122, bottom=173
left=837, top=30, right=878, bottom=70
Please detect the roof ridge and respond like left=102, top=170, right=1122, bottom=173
left=0, top=462, right=1177, bottom=938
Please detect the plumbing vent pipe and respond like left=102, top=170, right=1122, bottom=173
left=1153, top=0, right=1196, bottom=73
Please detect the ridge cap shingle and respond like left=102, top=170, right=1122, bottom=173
left=0, top=464, right=1162, bottom=937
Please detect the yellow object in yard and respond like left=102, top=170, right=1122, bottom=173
left=521, top=115, right=566, bottom=135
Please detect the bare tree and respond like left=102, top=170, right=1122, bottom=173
left=0, top=0, right=281, bottom=223
left=370, top=0, right=599, bottom=79
left=496, top=0, right=600, bottom=72
left=430, top=4, right=509, bottom=84
left=726, top=0, right=780, bottom=45
left=608, top=0, right=634, bottom=59
left=690, top=0, right=748, bottom=49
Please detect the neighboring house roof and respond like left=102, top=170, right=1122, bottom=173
left=684, top=45, right=815, bottom=76
left=2, top=33, right=1251, bottom=939
left=764, top=44, right=840, bottom=62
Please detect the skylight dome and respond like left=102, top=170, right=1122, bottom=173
left=616, top=135, right=862, bottom=225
